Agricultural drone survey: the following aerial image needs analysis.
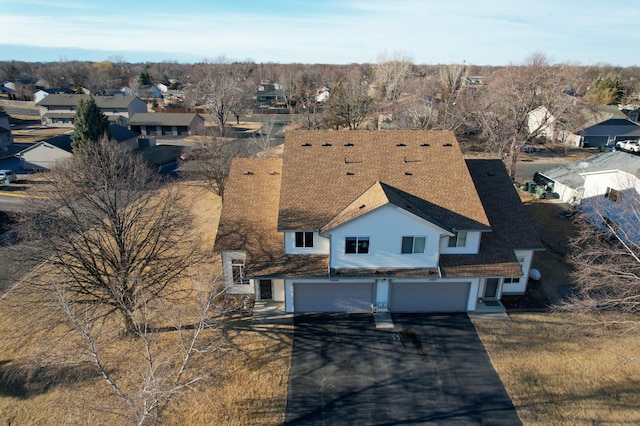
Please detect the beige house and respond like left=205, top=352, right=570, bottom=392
left=16, top=125, right=140, bottom=171
left=36, top=94, right=148, bottom=128
left=0, top=111, right=12, bottom=152
left=214, top=131, right=543, bottom=313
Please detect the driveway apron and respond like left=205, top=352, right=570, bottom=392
left=285, top=313, right=520, bottom=425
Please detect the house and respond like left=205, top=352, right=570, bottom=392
left=214, top=130, right=543, bottom=313
left=534, top=151, right=640, bottom=245
left=33, top=88, right=76, bottom=104
left=36, top=94, right=148, bottom=128
left=127, top=113, right=204, bottom=136
left=16, top=124, right=140, bottom=171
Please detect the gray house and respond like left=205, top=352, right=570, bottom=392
left=36, top=94, right=148, bottom=128
left=580, top=118, right=640, bottom=148
left=16, top=125, right=140, bottom=171
left=128, top=113, right=204, bottom=136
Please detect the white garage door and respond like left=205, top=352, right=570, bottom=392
left=390, top=282, right=470, bottom=312
left=294, top=282, right=374, bottom=312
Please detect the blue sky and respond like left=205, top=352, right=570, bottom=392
left=1, top=0, right=639, bottom=66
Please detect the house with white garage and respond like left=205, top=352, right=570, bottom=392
left=214, top=131, right=543, bottom=314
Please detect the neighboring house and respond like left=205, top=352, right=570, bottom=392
left=528, top=105, right=560, bottom=142
left=534, top=151, right=640, bottom=245
left=16, top=124, right=140, bottom=170
left=36, top=94, right=148, bottom=128
left=33, top=88, right=76, bottom=104
left=214, top=131, right=543, bottom=313
left=0, top=111, right=13, bottom=151
left=579, top=117, right=640, bottom=148
left=127, top=113, right=204, bottom=136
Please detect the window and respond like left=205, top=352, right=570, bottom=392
left=231, top=258, right=249, bottom=285
left=295, top=231, right=314, bottom=248
left=504, top=277, right=520, bottom=284
left=605, top=187, right=621, bottom=202
left=448, top=231, right=467, bottom=248
left=345, top=237, right=369, bottom=254
left=401, top=236, right=426, bottom=254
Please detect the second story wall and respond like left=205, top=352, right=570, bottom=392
left=326, top=205, right=447, bottom=270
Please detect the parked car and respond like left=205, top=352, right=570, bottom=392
left=621, top=140, right=640, bottom=153
left=0, top=169, right=16, bottom=185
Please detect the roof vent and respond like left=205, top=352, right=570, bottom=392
left=443, top=143, right=453, bottom=147
left=346, top=171, right=355, bottom=176
left=301, top=143, right=312, bottom=147
left=269, top=171, right=280, bottom=175
left=396, top=143, right=406, bottom=147
left=322, top=142, right=332, bottom=147
left=405, top=171, right=413, bottom=176
left=344, top=143, right=354, bottom=147
left=359, top=204, right=366, bottom=209
left=420, top=143, right=430, bottom=147
left=243, top=171, right=254, bottom=175
left=405, top=204, right=413, bottom=209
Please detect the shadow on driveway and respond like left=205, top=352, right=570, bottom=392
left=285, top=313, right=520, bottom=425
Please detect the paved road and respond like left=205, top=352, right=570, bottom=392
left=285, top=313, right=520, bottom=425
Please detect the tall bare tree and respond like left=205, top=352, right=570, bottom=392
left=557, top=186, right=640, bottom=332
left=477, top=53, right=573, bottom=179
left=373, top=51, right=413, bottom=101
left=179, top=129, right=239, bottom=200
left=324, top=70, right=374, bottom=130
left=191, top=61, right=243, bottom=135
left=23, top=137, right=203, bottom=335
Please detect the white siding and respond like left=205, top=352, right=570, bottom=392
left=438, top=231, right=482, bottom=254
left=583, top=170, right=638, bottom=198
left=327, top=205, right=446, bottom=270
left=19, top=143, right=72, bottom=171
left=284, top=231, right=330, bottom=254
left=502, top=249, right=534, bottom=294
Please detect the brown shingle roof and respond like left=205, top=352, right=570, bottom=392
left=278, top=130, right=490, bottom=232
left=214, top=157, right=328, bottom=277
left=439, top=159, right=544, bottom=278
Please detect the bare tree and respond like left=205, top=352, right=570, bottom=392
left=23, top=137, right=203, bottom=335
left=179, top=129, right=239, bottom=200
left=56, top=272, right=225, bottom=424
left=373, top=51, right=413, bottom=101
left=191, top=61, right=243, bottom=135
left=324, top=70, right=374, bottom=130
left=557, top=185, right=640, bottom=332
left=252, top=118, right=276, bottom=157
left=477, top=53, right=573, bottom=179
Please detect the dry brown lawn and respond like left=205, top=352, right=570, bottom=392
left=474, top=313, right=640, bottom=425
left=0, top=182, right=292, bottom=425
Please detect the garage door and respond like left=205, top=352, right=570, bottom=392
left=390, top=282, right=470, bottom=312
left=294, top=282, right=373, bottom=312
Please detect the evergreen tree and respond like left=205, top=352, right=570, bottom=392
left=71, top=96, right=110, bottom=153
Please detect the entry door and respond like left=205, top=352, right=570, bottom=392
left=484, top=278, right=499, bottom=299
left=259, top=279, right=273, bottom=300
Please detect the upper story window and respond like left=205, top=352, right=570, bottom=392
left=231, top=258, right=249, bottom=285
left=401, top=236, right=425, bottom=254
left=345, top=236, right=369, bottom=254
left=448, top=231, right=467, bottom=248
left=295, top=231, right=314, bottom=248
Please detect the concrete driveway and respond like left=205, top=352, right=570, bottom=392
left=285, top=313, right=520, bottom=425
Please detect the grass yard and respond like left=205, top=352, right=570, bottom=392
left=0, top=183, right=292, bottom=425
left=474, top=313, right=640, bottom=425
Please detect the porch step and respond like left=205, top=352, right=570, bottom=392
left=374, top=312, right=394, bottom=329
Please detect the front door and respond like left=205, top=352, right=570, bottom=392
left=484, top=278, right=499, bottom=300
left=259, top=279, right=273, bottom=300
